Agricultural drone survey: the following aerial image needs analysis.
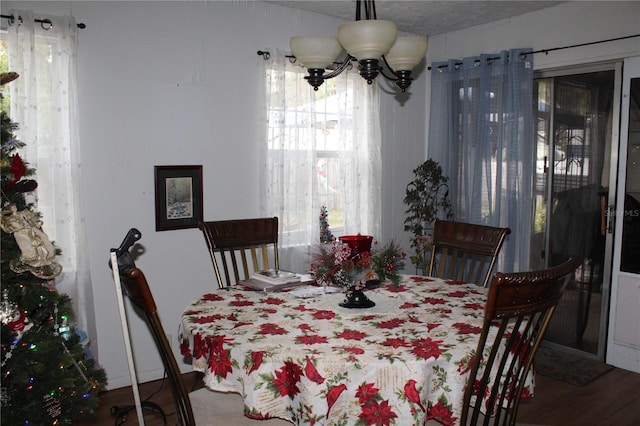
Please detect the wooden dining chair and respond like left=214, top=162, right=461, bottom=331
left=461, top=256, right=582, bottom=426
left=428, top=219, right=511, bottom=287
left=111, top=233, right=291, bottom=425
left=198, top=217, right=280, bottom=289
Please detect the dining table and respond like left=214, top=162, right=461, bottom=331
left=180, top=274, right=533, bottom=426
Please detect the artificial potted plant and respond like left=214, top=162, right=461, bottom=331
left=403, top=159, right=453, bottom=274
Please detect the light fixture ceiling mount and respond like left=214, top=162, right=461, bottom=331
left=289, top=0, right=428, bottom=92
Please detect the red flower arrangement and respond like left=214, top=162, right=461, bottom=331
left=309, top=238, right=406, bottom=288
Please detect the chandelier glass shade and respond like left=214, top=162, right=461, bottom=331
left=289, top=0, right=428, bottom=92
left=290, top=36, right=343, bottom=70
left=337, top=20, right=398, bottom=61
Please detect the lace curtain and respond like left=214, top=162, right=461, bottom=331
left=428, top=49, right=534, bottom=272
left=7, top=10, right=94, bottom=332
left=260, top=49, right=382, bottom=273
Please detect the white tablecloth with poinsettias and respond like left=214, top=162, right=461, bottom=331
left=180, top=275, right=532, bottom=425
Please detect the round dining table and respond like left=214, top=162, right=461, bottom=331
left=180, top=274, right=532, bottom=426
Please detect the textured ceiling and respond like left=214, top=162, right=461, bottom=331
left=266, top=1, right=564, bottom=36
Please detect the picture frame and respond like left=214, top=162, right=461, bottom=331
left=154, top=165, right=203, bottom=231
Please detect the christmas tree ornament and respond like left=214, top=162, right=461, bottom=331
left=4, top=154, right=26, bottom=191
left=0, top=289, right=31, bottom=340
left=42, top=393, right=62, bottom=419
left=0, top=204, right=62, bottom=278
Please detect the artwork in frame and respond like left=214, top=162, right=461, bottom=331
left=154, top=165, right=203, bottom=231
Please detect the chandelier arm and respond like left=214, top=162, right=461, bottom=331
left=379, top=56, right=400, bottom=81
left=379, top=55, right=414, bottom=92
left=320, top=55, right=355, bottom=80
left=368, top=0, right=377, bottom=20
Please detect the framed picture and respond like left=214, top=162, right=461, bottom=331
left=154, top=165, right=203, bottom=231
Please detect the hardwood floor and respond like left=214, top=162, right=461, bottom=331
left=75, top=368, right=640, bottom=425
left=518, top=366, right=640, bottom=426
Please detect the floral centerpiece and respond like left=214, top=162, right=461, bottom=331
left=309, top=238, right=406, bottom=289
left=309, top=238, right=370, bottom=288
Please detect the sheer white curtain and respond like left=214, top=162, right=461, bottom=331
left=8, top=10, right=94, bottom=333
left=428, top=49, right=534, bottom=272
left=260, top=49, right=382, bottom=273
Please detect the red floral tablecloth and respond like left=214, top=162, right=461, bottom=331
left=180, top=275, right=532, bottom=426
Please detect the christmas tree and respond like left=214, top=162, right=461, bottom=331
left=1, top=72, right=107, bottom=425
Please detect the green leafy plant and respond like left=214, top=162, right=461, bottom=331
left=403, top=159, right=452, bottom=274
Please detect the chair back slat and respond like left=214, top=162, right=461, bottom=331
left=199, top=217, right=279, bottom=289
left=461, top=256, right=582, bottom=425
left=428, top=219, right=511, bottom=287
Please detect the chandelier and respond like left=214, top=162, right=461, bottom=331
left=289, top=0, right=428, bottom=92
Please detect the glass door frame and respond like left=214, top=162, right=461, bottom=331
left=533, top=61, right=622, bottom=360
left=607, top=56, right=640, bottom=372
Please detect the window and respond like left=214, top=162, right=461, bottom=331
left=261, top=49, right=381, bottom=271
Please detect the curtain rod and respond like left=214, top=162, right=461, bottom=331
left=429, top=33, right=640, bottom=70
left=1, top=14, right=86, bottom=29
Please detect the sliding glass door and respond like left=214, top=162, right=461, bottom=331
left=531, top=63, right=621, bottom=358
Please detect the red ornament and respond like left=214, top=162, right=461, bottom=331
left=6, top=310, right=27, bottom=332
left=5, top=154, right=27, bottom=191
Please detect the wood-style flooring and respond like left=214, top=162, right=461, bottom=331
left=74, top=367, right=640, bottom=426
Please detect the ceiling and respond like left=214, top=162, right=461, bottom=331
left=266, top=1, right=564, bottom=36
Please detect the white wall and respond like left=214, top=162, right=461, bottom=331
left=1, top=0, right=426, bottom=389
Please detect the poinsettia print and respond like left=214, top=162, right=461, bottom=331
left=201, top=293, right=225, bottom=301
left=208, top=347, right=233, bottom=379
left=427, top=398, right=457, bottom=426
left=381, top=337, right=410, bottom=348
left=422, top=296, right=446, bottom=305
left=268, top=360, right=304, bottom=398
left=452, top=322, right=483, bottom=335
left=260, top=323, right=288, bottom=335
left=358, top=399, right=397, bottom=426
left=296, top=334, right=329, bottom=345
left=194, top=313, right=225, bottom=324
left=336, top=329, right=368, bottom=340
left=355, top=383, right=381, bottom=406
left=376, top=318, right=406, bottom=329
left=312, top=309, right=337, bottom=320
left=355, top=382, right=398, bottom=426
left=411, top=337, right=444, bottom=360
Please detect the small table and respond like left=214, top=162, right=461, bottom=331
left=180, top=275, right=531, bottom=425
